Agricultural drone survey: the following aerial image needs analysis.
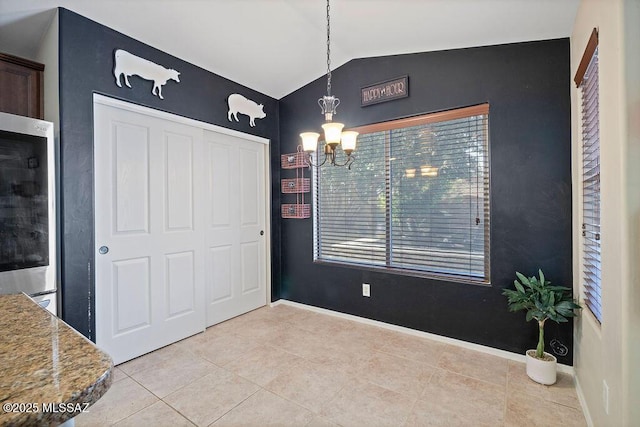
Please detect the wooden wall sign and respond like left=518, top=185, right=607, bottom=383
left=361, top=75, right=408, bottom=106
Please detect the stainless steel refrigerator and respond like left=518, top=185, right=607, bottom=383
left=0, top=112, right=57, bottom=314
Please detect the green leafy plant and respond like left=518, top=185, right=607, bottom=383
left=502, top=269, right=582, bottom=359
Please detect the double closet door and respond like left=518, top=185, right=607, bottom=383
left=94, top=97, right=268, bottom=364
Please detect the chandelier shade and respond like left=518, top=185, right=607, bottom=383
left=300, top=132, right=320, bottom=152
left=340, top=131, right=359, bottom=154
left=321, top=122, right=344, bottom=147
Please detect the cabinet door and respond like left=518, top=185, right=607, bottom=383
left=0, top=54, right=44, bottom=119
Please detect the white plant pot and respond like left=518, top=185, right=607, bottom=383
left=525, top=349, right=557, bottom=385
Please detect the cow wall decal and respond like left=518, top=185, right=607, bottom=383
left=113, top=49, right=180, bottom=99
left=227, top=94, right=266, bottom=127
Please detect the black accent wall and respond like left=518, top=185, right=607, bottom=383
left=58, top=8, right=281, bottom=340
left=278, top=40, right=573, bottom=364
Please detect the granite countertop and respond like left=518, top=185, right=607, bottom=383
left=0, top=294, right=113, bottom=426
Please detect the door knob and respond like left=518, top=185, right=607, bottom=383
left=260, top=230, right=264, bottom=236
left=99, top=246, right=109, bottom=255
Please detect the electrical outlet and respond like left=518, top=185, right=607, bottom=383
left=362, top=283, right=371, bottom=297
left=603, top=380, right=610, bottom=415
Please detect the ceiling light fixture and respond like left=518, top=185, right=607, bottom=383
left=300, top=0, right=358, bottom=169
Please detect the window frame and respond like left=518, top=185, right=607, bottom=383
left=312, top=104, right=491, bottom=285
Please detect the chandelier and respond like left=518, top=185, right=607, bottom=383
left=300, top=0, right=358, bottom=169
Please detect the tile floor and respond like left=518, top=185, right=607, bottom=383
left=76, top=304, right=587, bottom=427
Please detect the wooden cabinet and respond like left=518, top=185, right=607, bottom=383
left=0, top=53, right=44, bottom=119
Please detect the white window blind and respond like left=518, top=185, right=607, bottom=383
left=314, top=131, right=387, bottom=266
left=579, top=42, right=601, bottom=323
left=314, top=104, right=490, bottom=282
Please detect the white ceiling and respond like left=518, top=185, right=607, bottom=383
left=0, top=0, right=579, bottom=99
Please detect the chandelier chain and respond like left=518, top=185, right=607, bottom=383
left=300, top=0, right=356, bottom=169
left=326, top=0, right=331, bottom=96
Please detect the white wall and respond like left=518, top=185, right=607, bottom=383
left=572, top=0, right=640, bottom=425
left=35, top=9, right=59, bottom=133
left=34, top=9, right=61, bottom=307
left=622, top=0, right=640, bottom=423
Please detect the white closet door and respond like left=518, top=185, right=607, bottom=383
left=204, top=131, right=267, bottom=326
left=94, top=102, right=205, bottom=364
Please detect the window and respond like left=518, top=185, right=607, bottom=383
left=313, top=104, right=490, bottom=283
left=575, top=28, right=601, bottom=323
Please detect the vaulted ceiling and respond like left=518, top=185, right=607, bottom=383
left=0, top=0, right=579, bottom=99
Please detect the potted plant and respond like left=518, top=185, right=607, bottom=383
left=502, top=269, right=581, bottom=385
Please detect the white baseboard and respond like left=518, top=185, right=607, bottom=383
left=574, top=375, right=595, bottom=427
left=271, top=299, right=575, bottom=375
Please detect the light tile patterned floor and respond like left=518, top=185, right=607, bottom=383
left=76, top=304, right=587, bottom=427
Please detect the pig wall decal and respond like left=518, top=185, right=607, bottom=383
left=113, top=49, right=180, bottom=100
left=227, top=94, right=266, bottom=127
